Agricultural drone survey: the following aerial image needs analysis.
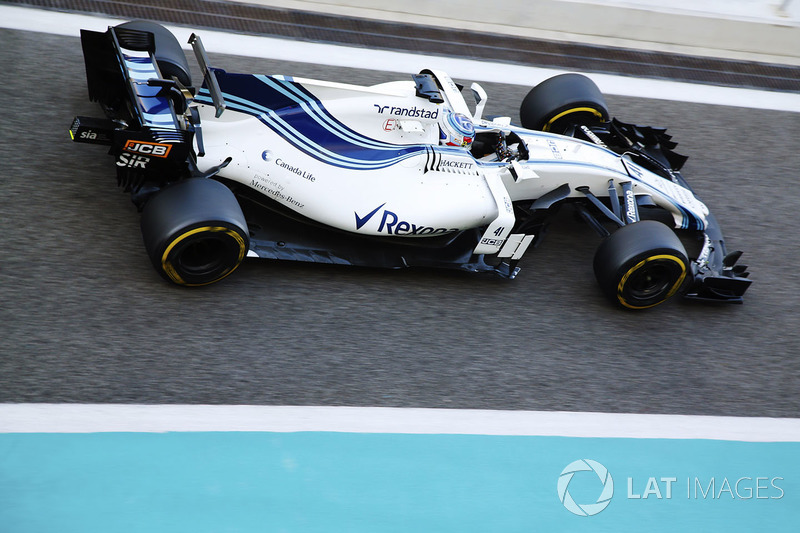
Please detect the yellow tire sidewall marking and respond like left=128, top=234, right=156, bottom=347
left=543, top=107, right=606, bottom=132
left=161, top=226, right=247, bottom=286
left=617, top=254, right=687, bottom=310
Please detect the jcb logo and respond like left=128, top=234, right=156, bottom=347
left=123, top=140, right=172, bottom=158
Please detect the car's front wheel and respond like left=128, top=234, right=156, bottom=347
left=520, top=73, right=609, bottom=133
left=593, top=220, right=689, bottom=309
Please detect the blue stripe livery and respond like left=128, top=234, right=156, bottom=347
left=196, top=73, right=436, bottom=170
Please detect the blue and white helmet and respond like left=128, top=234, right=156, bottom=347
left=440, top=112, right=475, bottom=149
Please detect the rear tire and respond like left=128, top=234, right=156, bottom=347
left=593, top=220, right=689, bottom=309
left=520, top=73, right=609, bottom=133
left=141, top=179, right=249, bottom=286
left=115, top=20, right=192, bottom=87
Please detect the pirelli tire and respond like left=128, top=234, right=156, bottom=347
left=141, top=178, right=249, bottom=286
left=593, top=220, right=690, bottom=309
left=114, top=20, right=192, bottom=87
left=520, top=73, right=609, bottom=133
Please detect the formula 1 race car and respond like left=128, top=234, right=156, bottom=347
left=70, top=21, right=751, bottom=309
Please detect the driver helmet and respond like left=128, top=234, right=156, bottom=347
left=439, top=112, right=475, bottom=149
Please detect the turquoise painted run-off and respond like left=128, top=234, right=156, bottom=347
left=1, top=432, right=797, bottom=532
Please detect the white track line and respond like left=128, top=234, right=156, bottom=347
left=1, top=404, right=799, bottom=441
left=2, top=5, right=800, bottom=112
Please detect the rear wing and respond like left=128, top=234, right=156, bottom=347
left=79, top=26, right=179, bottom=131
left=75, top=27, right=226, bottom=134
left=73, top=25, right=195, bottom=191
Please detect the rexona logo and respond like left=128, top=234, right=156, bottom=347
left=373, top=104, right=439, bottom=120
left=123, top=140, right=172, bottom=158
left=557, top=459, right=614, bottom=517
left=624, top=189, right=637, bottom=222
left=354, top=204, right=458, bottom=235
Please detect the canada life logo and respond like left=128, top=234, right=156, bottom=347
left=557, top=459, right=614, bottom=516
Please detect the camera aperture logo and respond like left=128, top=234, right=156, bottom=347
left=557, top=459, right=614, bottom=516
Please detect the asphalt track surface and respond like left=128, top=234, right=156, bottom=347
left=1, top=27, right=799, bottom=417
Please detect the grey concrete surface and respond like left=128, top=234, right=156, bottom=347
left=1, top=28, right=798, bottom=416
left=248, top=0, right=800, bottom=65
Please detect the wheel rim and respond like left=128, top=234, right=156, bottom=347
left=161, top=226, right=247, bottom=286
left=617, top=255, right=687, bottom=309
left=176, top=237, right=228, bottom=275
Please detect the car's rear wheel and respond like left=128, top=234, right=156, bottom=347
left=141, top=178, right=249, bottom=286
left=520, top=73, right=609, bottom=133
left=114, top=20, right=192, bottom=87
left=593, top=220, right=689, bottom=309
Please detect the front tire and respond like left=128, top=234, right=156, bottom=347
left=520, top=73, right=609, bottom=133
left=141, top=179, right=249, bottom=286
left=593, top=220, right=689, bottom=309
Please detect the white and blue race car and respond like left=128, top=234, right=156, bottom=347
left=71, top=21, right=751, bottom=309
